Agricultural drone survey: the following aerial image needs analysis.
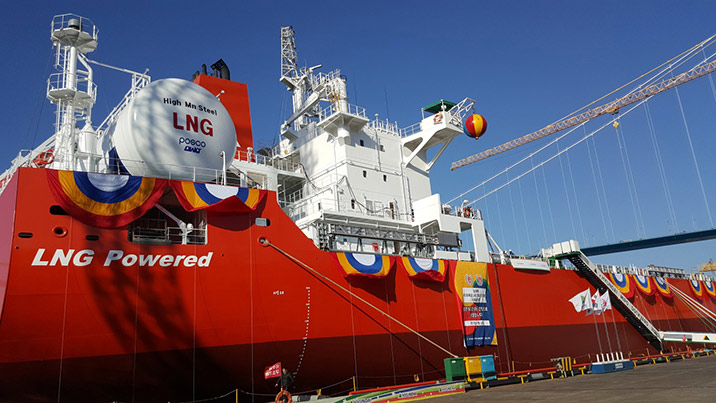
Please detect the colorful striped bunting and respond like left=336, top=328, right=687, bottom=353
left=654, top=277, right=673, bottom=298
left=608, top=272, right=634, bottom=298
left=47, top=170, right=166, bottom=228
left=633, top=274, right=655, bottom=296
left=689, top=280, right=704, bottom=300
left=332, top=252, right=393, bottom=278
left=171, top=181, right=265, bottom=212
left=399, top=257, right=447, bottom=282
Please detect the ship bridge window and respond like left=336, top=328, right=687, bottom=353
left=129, top=192, right=207, bottom=245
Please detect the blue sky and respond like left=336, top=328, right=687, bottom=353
left=2, top=0, right=716, bottom=272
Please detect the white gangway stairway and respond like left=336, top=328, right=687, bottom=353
left=553, top=241, right=716, bottom=349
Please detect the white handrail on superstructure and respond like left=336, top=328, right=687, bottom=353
left=96, top=71, right=151, bottom=134
left=234, top=150, right=303, bottom=174
left=0, top=137, right=57, bottom=195
left=317, top=102, right=366, bottom=122
left=0, top=149, right=273, bottom=194
left=399, top=122, right=422, bottom=137
left=370, top=118, right=401, bottom=135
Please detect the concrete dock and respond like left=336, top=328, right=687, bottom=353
left=436, top=354, right=716, bottom=402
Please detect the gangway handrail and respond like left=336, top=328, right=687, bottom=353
left=561, top=251, right=662, bottom=347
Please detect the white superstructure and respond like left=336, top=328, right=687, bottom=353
left=232, top=27, right=491, bottom=262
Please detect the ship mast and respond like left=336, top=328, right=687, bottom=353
left=278, top=26, right=348, bottom=139
left=46, top=14, right=99, bottom=171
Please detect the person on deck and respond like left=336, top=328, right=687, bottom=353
left=275, top=368, right=294, bottom=403
left=275, top=367, right=294, bottom=391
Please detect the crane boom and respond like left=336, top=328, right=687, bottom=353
left=451, top=59, right=716, bottom=170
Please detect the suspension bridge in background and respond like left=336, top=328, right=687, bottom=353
left=446, top=34, right=716, bottom=267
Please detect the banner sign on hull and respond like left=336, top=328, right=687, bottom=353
left=452, top=261, right=496, bottom=347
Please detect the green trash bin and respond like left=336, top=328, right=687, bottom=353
left=444, top=357, right=466, bottom=381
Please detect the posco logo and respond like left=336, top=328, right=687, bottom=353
left=179, top=137, right=206, bottom=154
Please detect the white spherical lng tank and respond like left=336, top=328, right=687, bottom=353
left=111, top=78, right=237, bottom=181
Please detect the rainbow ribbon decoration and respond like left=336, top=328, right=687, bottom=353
left=633, top=274, right=655, bottom=296
left=332, top=252, right=393, bottom=278
left=689, top=280, right=704, bottom=300
left=171, top=181, right=265, bottom=212
left=47, top=170, right=166, bottom=228
left=704, top=280, right=716, bottom=300
left=654, top=277, right=673, bottom=298
left=607, top=272, right=634, bottom=298
left=399, top=257, right=447, bottom=282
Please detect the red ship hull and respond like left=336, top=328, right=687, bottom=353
left=0, top=167, right=714, bottom=402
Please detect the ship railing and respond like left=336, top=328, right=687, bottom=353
left=311, top=70, right=341, bottom=87
left=51, top=14, right=98, bottom=39
left=597, top=263, right=689, bottom=279
left=97, top=72, right=151, bottom=135
left=369, top=118, right=401, bottom=135
left=115, top=157, right=250, bottom=187
left=440, top=203, right=483, bottom=221
left=399, top=121, right=422, bottom=137
left=129, top=219, right=207, bottom=245
left=0, top=137, right=57, bottom=194
left=286, top=194, right=410, bottom=223
left=318, top=102, right=366, bottom=122
left=234, top=150, right=302, bottom=173
left=47, top=71, right=97, bottom=104
left=167, top=226, right=207, bottom=245
left=1, top=146, right=269, bottom=190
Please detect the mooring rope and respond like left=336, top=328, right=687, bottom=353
left=670, top=286, right=716, bottom=332
left=260, top=239, right=458, bottom=358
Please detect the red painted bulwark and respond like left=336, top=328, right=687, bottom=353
left=194, top=75, right=254, bottom=152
